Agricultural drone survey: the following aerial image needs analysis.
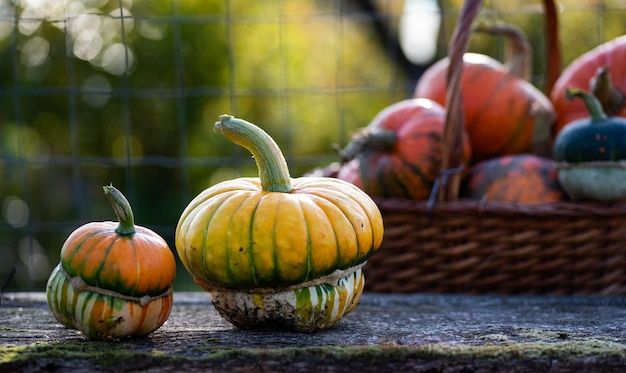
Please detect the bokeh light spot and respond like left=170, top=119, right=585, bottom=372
left=3, top=196, right=30, bottom=228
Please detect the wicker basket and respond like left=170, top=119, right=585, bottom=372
left=358, top=0, right=626, bottom=295
left=364, top=199, right=626, bottom=294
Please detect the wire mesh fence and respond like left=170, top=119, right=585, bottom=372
left=1, top=0, right=625, bottom=292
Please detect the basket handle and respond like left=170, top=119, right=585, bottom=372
left=436, top=0, right=560, bottom=202
left=543, top=0, right=561, bottom=94
left=438, top=0, right=483, bottom=202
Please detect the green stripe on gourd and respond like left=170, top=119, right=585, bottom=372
left=210, top=267, right=364, bottom=332
left=47, top=264, right=173, bottom=340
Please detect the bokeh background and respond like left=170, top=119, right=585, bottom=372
left=2, top=0, right=626, bottom=292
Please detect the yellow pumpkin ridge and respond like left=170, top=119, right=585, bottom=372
left=296, top=193, right=339, bottom=277
left=249, top=192, right=282, bottom=285
left=202, top=192, right=248, bottom=286
left=341, top=189, right=384, bottom=259
left=245, top=196, right=260, bottom=287
left=305, top=185, right=369, bottom=267
left=272, top=193, right=310, bottom=284
left=196, top=194, right=231, bottom=284
left=296, top=198, right=315, bottom=282
left=223, top=192, right=248, bottom=285
left=179, top=192, right=231, bottom=286
left=298, top=190, right=355, bottom=270
left=224, top=191, right=262, bottom=286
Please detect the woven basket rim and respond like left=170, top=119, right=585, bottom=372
left=374, top=197, right=626, bottom=217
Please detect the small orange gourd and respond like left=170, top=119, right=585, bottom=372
left=46, top=185, right=176, bottom=340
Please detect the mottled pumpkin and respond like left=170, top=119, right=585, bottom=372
left=46, top=185, right=176, bottom=340
left=339, top=98, right=471, bottom=200
left=176, top=115, right=384, bottom=332
left=461, top=154, right=567, bottom=203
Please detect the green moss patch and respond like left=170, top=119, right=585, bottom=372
left=1, top=337, right=625, bottom=371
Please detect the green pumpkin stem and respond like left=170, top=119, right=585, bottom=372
left=590, top=66, right=625, bottom=116
left=216, top=115, right=293, bottom=193
left=565, top=87, right=608, bottom=122
left=103, top=184, right=136, bottom=236
left=338, top=128, right=396, bottom=164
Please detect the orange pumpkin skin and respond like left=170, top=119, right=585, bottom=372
left=414, top=54, right=555, bottom=162
left=551, top=35, right=626, bottom=136
left=60, top=222, right=176, bottom=297
left=344, top=98, right=471, bottom=200
left=461, top=154, right=567, bottom=203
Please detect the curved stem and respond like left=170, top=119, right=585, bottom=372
left=590, top=66, right=625, bottom=116
left=216, top=115, right=292, bottom=193
left=338, top=128, right=396, bottom=164
left=103, top=184, right=136, bottom=236
left=565, top=87, right=608, bottom=122
left=473, top=20, right=531, bottom=81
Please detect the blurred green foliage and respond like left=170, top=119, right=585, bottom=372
left=0, top=0, right=407, bottom=291
left=1, top=0, right=626, bottom=292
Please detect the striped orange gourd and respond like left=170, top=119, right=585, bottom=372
left=46, top=185, right=176, bottom=340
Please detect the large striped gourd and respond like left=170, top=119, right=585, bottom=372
left=175, top=115, right=384, bottom=332
left=46, top=185, right=176, bottom=340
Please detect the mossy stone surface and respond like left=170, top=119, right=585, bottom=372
left=1, top=292, right=625, bottom=372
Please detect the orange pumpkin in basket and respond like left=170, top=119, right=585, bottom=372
left=339, top=98, right=471, bottom=200
left=414, top=23, right=555, bottom=162
left=461, top=154, right=567, bottom=203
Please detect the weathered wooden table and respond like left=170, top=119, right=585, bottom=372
left=1, top=292, right=625, bottom=372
